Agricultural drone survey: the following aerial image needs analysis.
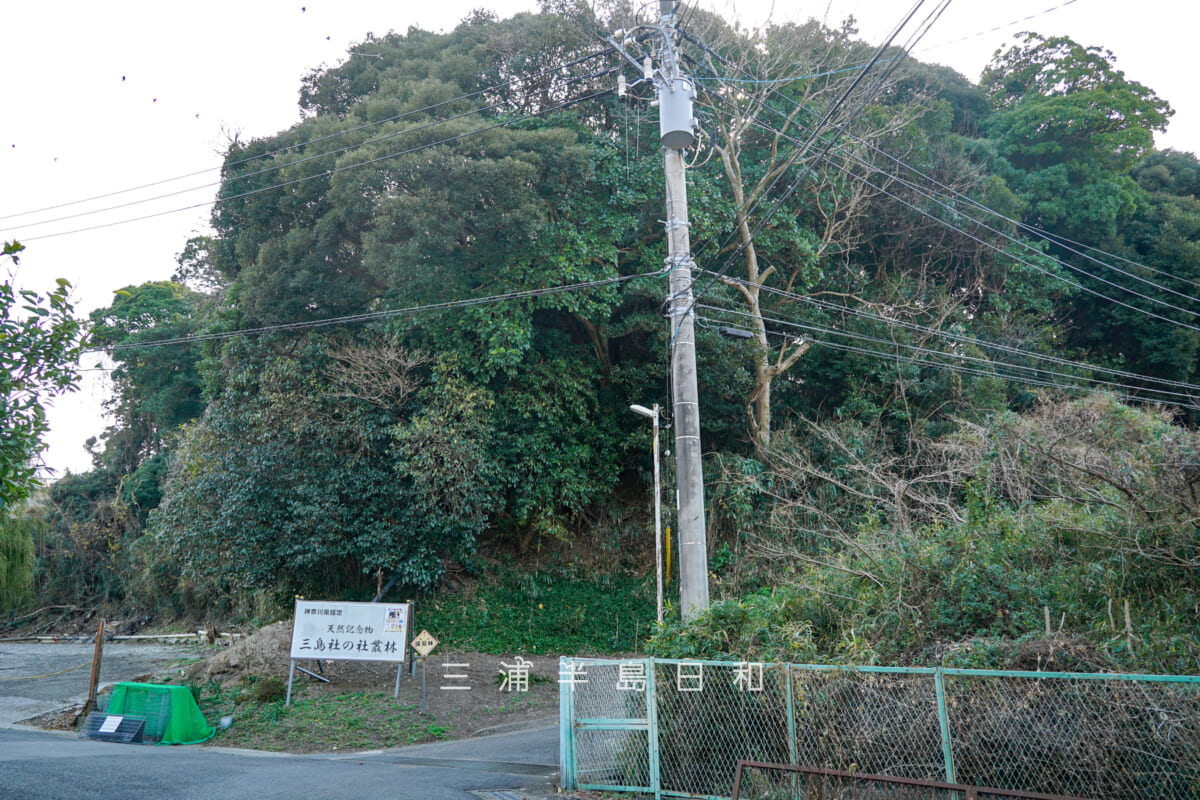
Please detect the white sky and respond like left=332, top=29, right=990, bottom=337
left=1, top=0, right=1196, bottom=476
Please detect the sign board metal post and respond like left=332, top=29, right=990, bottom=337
left=410, top=629, right=438, bottom=714
left=408, top=602, right=417, bottom=676
left=393, top=602, right=415, bottom=697
left=285, top=661, right=297, bottom=706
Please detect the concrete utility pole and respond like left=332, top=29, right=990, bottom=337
left=663, top=150, right=710, bottom=621
left=657, top=0, right=709, bottom=620
left=610, top=0, right=709, bottom=621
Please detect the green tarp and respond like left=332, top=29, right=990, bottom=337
left=106, top=682, right=215, bottom=745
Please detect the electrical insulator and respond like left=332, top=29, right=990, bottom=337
left=643, top=57, right=653, bottom=80
left=617, top=73, right=627, bottom=99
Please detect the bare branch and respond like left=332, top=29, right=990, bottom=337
left=325, top=336, right=429, bottom=408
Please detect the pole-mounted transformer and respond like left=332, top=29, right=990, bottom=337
left=658, top=76, right=696, bottom=148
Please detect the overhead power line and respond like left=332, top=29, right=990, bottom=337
left=696, top=307, right=1091, bottom=398
left=701, top=27, right=1200, bottom=297
left=1019, top=224, right=1200, bottom=293
left=682, top=12, right=1200, bottom=337
left=671, top=0, right=952, bottom=341
left=734, top=316, right=1175, bottom=409
left=810, top=136, right=1200, bottom=334
left=9, top=102, right=503, bottom=232
left=692, top=60, right=1200, bottom=336
left=915, top=0, right=1079, bottom=54
left=805, top=106, right=1200, bottom=307
left=678, top=37, right=1200, bottom=411
left=15, top=85, right=615, bottom=244
left=696, top=302, right=1200, bottom=410
left=0, top=48, right=612, bottom=225
left=700, top=267, right=1200, bottom=397
left=88, top=271, right=653, bottom=355
left=693, top=58, right=896, bottom=85
left=699, top=302, right=1177, bottom=401
left=753, top=110, right=1200, bottom=325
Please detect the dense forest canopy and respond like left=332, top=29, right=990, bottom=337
left=8, top=5, right=1199, bottom=672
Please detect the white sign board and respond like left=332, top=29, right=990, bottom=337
left=289, top=600, right=410, bottom=662
left=98, top=715, right=124, bottom=734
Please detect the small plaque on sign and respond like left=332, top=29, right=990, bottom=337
left=412, top=629, right=438, bottom=656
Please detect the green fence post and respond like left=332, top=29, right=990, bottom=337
left=558, top=656, right=575, bottom=790
left=934, top=668, right=957, bottom=784
left=647, top=657, right=660, bottom=799
left=786, top=663, right=800, bottom=798
left=786, top=662, right=797, bottom=766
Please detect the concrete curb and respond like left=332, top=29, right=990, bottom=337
left=470, top=716, right=558, bottom=738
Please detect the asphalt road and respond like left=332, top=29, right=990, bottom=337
left=1, top=642, right=564, bottom=799
left=0, top=724, right=559, bottom=800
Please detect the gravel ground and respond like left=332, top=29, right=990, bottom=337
left=0, top=641, right=206, bottom=725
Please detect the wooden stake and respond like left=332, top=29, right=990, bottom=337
left=1124, top=599, right=1136, bottom=653
left=82, top=618, right=105, bottom=717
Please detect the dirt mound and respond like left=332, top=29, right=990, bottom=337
left=192, top=621, right=293, bottom=687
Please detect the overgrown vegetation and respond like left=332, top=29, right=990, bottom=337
left=0, top=508, right=39, bottom=609
left=651, top=395, right=1200, bottom=673
left=10, top=6, right=1200, bottom=676
left=0, top=239, right=84, bottom=612
left=416, top=567, right=657, bottom=654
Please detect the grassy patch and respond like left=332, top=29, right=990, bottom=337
left=414, top=567, right=658, bottom=654
left=195, top=684, right=452, bottom=753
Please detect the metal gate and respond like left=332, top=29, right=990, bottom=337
left=559, top=657, right=658, bottom=795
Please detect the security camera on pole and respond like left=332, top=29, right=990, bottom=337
left=610, top=0, right=709, bottom=620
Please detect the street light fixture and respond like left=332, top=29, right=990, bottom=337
left=630, top=403, right=664, bottom=625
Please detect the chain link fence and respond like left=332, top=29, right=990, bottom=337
left=559, top=658, right=1200, bottom=800
left=731, top=762, right=1091, bottom=800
